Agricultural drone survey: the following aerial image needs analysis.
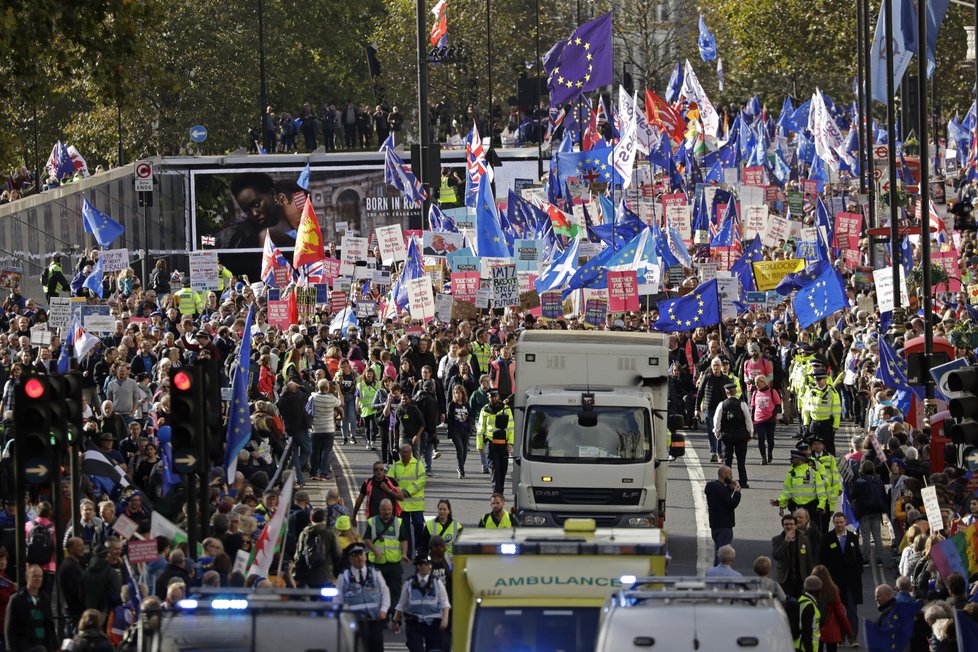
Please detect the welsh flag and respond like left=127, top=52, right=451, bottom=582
left=543, top=201, right=579, bottom=238
left=246, top=471, right=295, bottom=578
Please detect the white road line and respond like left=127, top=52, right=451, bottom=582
left=334, top=444, right=357, bottom=491
left=683, top=443, right=715, bottom=574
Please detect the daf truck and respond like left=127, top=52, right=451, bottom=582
left=511, top=330, right=683, bottom=527
left=451, top=519, right=667, bottom=652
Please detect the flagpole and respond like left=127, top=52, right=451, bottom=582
left=855, top=0, right=868, bottom=197
left=417, top=0, right=431, bottom=230
left=535, top=0, right=544, bottom=179
left=862, top=0, right=876, bottom=268
left=918, top=0, right=935, bottom=412
left=884, top=0, right=902, bottom=317
left=486, top=0, right=493, bottom=147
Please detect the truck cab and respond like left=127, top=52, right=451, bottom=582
left=512, top=330, right=683, bottom=527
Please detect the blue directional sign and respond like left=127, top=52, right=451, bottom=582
left=189, top=125, right=208, bottom=143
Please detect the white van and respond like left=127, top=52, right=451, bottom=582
left=595, top=577, right=795, bottom=651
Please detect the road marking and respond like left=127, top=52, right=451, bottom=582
left=683, top=443, right=715, bottom=574
left=334, top=444, right=357, bottom=493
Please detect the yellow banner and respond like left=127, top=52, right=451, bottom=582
left=752, top=259, right=806, bottom=292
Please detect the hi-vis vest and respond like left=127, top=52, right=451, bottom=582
left=794, top=593, right=822, bottom=651
left=478, top=510, right=514, bottom=529
left=389, top=457, right=426, bottom=512
left=425, top=518, right=461, bottom=553
left=368, top=515, right=402, bottom=564
left=439, top=177, right=457, bottom=203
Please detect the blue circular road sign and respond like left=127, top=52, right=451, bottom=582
left=189, top=125, right=208, bottom=143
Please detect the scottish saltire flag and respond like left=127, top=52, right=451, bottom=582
left=544, top=12, right=613, bottom=106
left=730, top=235, right=763, bottom=292
left=330, top=306, right=359, bottom=336
left=792, top=262, right=847, bottom=328
left=654, top=279, right=721, bottom=331
left=535, top=237, right=580, bottom=293
left=393, top=237, right=424, bottom=309
left=46, top=141, right=74, bottom=179
left=698, top=14, right=717, bottom=61
left=665, top=62, right=684, bottom=104
left=384, top=147, right=427, bottom=204
left=429, top=0, right=448, bottom=47
left=666, top=224, right=693, bottom=269
left=428, top=203, right=459, bottom=233
left=869, top=0, right=918, bottom=104
left=261, top=235, right=292, bottom=286
left=83, top=257, right=104, bottom=298
left=465, top=122, right=488, bottom=207
left=82, top=197, right=125, bottom=247
left=83, top=448, right=129, bottom=495
left=225, top=305, right=255, bottom=483
left=297, top=163, right=311, bottom=190
left=475, top=171, right=510, bottom=258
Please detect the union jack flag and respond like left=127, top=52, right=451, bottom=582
left=45, top=141, right=74, bottom=179
left=465, top=123, right=488, bottom=207
left=384, top=148, right=427, bottom=205
left=543, top=107, right=565, bottom=145
left=261, top=235, right=293, bottom=286
left=201, top=235, right=216, bottom=246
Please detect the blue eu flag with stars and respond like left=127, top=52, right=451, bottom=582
left=791, top=262, right=847, bottom=328
left=545, top=12, right=614, bottom=107
left=82, top=197, right=125, bottom=247
left=475, top=172, right=511, bottom=258
left=864, top=601, right=921, bottom=652
left=653, top=279, right=721, bottom=331
left=224, top=305, right=255, bottom=483
left=876, top=335, right=923, bottom=416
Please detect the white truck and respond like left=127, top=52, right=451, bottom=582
left=511, top=330, right=684, bottom=528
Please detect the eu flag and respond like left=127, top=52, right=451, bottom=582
left=730, top=235, right=763, bottom=292
left=791, top=261, right=847, bottom=328
left=545, top=12, right=614, bottom=107
left=224, top=304, right=255, bottom=483
left=556, top=144, right=620, bottom=188
left=475, top=172, right=511, bottom=258
left=82, top=197, right=125, bottom=247
left=876, top=335, right=922, bottom=416
left=698, top=14, right=717, bottom=62
left=653, top=279, right=721, bottom=331
left=864, top=601, right=921, bottom=652
left=82, top=257, right=104, bottom=298
left=393, top=237, right=424, bottom=309
left=297, top=163, right=311, bottom=190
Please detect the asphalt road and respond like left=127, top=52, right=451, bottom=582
left=329, top=419, right=894, bottom=647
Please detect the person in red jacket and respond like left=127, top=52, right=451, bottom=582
left=811, top=564, right=853, bottom=652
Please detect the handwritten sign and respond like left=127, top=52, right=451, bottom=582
left=101, top=248, right=130, bottom=273
left=920, top=485, right=944, bottom=536
left=189, top=250, right=219, bottom=291
left=491, top=264, right=519, bottom=306
left=376, top=224, right=407, bottom=264
left=763, top=215, right=791, bottom=248
left=407, top=277, right=435, bottom=321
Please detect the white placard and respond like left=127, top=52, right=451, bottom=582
left=48, top=297, right=72, bottom=331
left=920, top=485, right=944, bottom=535
left=873, top=267, right=909, bottom=314
left=763, top=215, right=791, bottom=248
left=665, top=205, right=692, bottom=242
left=112, top=514, right=139, bottom=540
left=100, top=249, right=130, bottom=273
left=407, top=276, right=435, bottom=321
left=800, top=227, right=818, bottom=243
left=376, top=224, right=407, bottom=265
left=716, top=273, right=740, bottom=320
left=434, top=293, right=454, bottom=321
left=30, top=325, right=51, bottom=346
left=479, top=257, right=512, bottom=279
left=722, top=168, right=739, bottom=187
left=233, top=549, right=250, bottom=574
left=744, top=206, right=768, bottom=242
left=341, top=236, right=368, bottom=262
left=474, top=286, right=491, bottom=309
left=189, top=250, right=219, bottom=291
left=739, top=185, right=765, bottom=210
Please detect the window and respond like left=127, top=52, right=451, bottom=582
left=471, top=606, right=599, bottom=652
left=524, top=405, right=651, bottom=463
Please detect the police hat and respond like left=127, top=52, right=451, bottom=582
left=789, top=449, right=809, bottom=460
left=486, top=389, right=500, bottom=397
left=347, top=544, right=367, bottom=555
left=798, top=344, right=813, bottom=353
left=413, top=554, right=432, bottom=566
left=809, top=434, right=825, bottom=444
left=723, top=382, right=737, bottom=391
left=812, top=368, right=828, bottom=379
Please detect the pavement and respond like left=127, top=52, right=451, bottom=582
left=311, top=419, right=894, bottom=648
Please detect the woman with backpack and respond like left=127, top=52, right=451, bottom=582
left=850, top=460, right=890, bottom=568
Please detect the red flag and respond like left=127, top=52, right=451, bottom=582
left=293, top=200, right=325, bottom=268
left=645, top=90, right=686, bottom=144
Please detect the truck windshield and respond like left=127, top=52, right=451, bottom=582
left=524, top=405, right=651, bottom=463
left=471, top=606, right=599, bottom=652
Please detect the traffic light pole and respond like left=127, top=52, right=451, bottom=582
left=69, top=445, right=81, bottom=538
left=884, top=0, right=902, bottom=321
left=186, top=473, right=199, bottom=560
left=918, top=0, right=936, bottom=416
left=12, top=441, right=25, bottom=586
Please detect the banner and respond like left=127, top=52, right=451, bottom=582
left=376, top=224, right=407, bottom=264
left=607, top=270, right=639, bottom=312
left=450, top=271, right=480, bottom=303
left=407, top=276, right=435, bottom=321
left=751, top=258, right=806, bottom=292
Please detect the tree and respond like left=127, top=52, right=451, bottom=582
left=612, top=0, right=698, bottom=95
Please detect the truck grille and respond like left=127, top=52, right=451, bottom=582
left=532, top=487, right=643, bottom=505
left=553, top=513, right=621, bottom=527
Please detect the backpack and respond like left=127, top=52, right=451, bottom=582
left=302, top=528, right=328, bottom=570
left=40, top=266, right=50, bottom=289
left=26, top=522, right=53, bottom=565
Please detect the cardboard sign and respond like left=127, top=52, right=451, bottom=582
left=451, top=300, right=479, bottom=321
left=341, top=236, right=368, bottom=262
left=742, top=166, right=766, bottom=187
left=920, top=485, right=944, bottom=536
left=763, top=215, right=792, bottom=248
left=751, top=259, right=806, bottom=292
left=407, top=277, right=435, bottom=321
left=451, top=271, right=480, bottom=303
left=100, top=248, right=130, bottom=273
left=112, top=514, right=139, bottom=540
left=583, top=298, right=608, bottom=327
left=376, top=224, right=407, bottom=264
left=491, top=264, right=519, bottom=306
left=189, top=250, right=219, bottom=291
left=267, top=299, right=291, bottom=329
left=744, top=206, right=768, bottom=242
left=127, top=538, right=159, bottom=564
left=607, top=270, right=639, bottom=312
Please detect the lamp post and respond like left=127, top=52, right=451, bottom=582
left=258, top=0, right=268, bottom=143
left=884, top=0, right=903, bottom=321
left=918, top=0, right=935, bottom=415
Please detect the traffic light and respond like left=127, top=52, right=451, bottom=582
left=169, top=366, right=205, bottom=474
left=947, top=366, right=978, bottom=445
left=61, top=371, right=84, bottom=444
left=14, top=377, right=55, bottom=484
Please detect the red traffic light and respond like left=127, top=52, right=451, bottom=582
left=24, top=378, right=45, bottom=399
left=173, top=371, right=192, bottom=391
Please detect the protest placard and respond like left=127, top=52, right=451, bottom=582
left=932, top=249, right=961, bottom=293
left=742, top=166, right=766, bottom=187
left=873, top=267, right=909, bottom=314
left=665, top=205, right=692, bottom=244
left=127, top=539, right=159, bottom=564
left=450, top=300, right=479, bottom=321
left=189, top=250, right=219, bottom=291
left=492, top=264, right=519, bottom=306
left=834, top=212, right=863, bottom=249
left=743, top=206, right=768, bottom=242
left=341, top=236, right=368, bottom=262
left=30, top=325, right=51, bottom=347
left=763, top=215, right=791, bottom=248
left=101, top=249, right=130, bottom=273
left=48, top=297, right=72, bottom=331
left=921, top=486, right=944, bottom=536
left=422, top=231, right=463, bottom=257
left=514, top=239, right=543, bottom=273
left=434, top=293, right=454, bottom=321
left=407, top=277, right=435, bottom=321
left=540, top=291, right=564, bottom=320
left=376, top=224, right=407, bottom=264
left=451, top=271, right=480, bottom=303
left=751, top=259, right=806, bottom=292
left=330, top=290, right=348, bottom=314
left=267, top=300, right=291, bottom=329
left=81, top=306, right=114, bottom=334
left=607, top=270, right=639, bottom=312
left=583, top=298, right=608, bottom=327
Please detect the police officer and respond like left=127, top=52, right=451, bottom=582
left=477, top=493, right=514, bottom=529
left=173, top=276, right=203, bottom=317
left=770, top=449, right=829, bottom=523
left=335, top=543, right=390, bottom=652
left=714, top=382, right=753, bottom=488
left=393, top=554, right=451, bottom=652
left=801, top=368, right=841, bottom=454
left=477, top=389, right=514, bottom=495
